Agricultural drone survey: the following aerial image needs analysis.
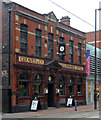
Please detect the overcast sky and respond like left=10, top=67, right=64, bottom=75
left=11, top=0, right=101, bottom=32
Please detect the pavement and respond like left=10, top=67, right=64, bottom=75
left=1, top=102, right=101, bottom=119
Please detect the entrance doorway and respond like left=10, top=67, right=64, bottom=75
left=48, top=83, right=55, bottom=107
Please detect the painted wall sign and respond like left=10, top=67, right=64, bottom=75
left=18, top=55, right=44, bottom=65
left=59, top=63, right=84, bottom=71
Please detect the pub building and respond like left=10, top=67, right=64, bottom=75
left=2, top=1, right=86, bottom=112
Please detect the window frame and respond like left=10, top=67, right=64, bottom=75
left=19, top=72, right=30, bottom=97
left=69, top=40, right=73, bottom=63
left=77, top=78, right=83, bottom=96
left=48, top=33, right=54, bottom=59
left=78, top=43, right=82, bottom=64
left=35, top=29, right=42, bottom=57
left=20, top=24, right=28, bottom=54
left=68, top=77, right=74, bottom=96
left=34, top=74, right=43, bottom=96
left=59, top=76, right=65, bottom=96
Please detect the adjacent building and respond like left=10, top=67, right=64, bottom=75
left=86, top=30, right=101, bottom=49
left=2, top=1, right=86, bottom=112
left=86, top=43, right=101, bottom=104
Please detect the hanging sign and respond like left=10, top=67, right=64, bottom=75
left=31, top=100, right=38, bottom=111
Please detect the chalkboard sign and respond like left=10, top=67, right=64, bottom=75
left=31, top=100, right=38, bottom=111
left=67, top=98, right=73, bottom=106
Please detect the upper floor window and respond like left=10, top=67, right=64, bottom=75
left=48, top=33, right=54, bottom=59
left=69, top=40, right=73, bottom=63
left=78, top=43, right=82, bottom=64
left=20, top=24, right=28, bottom=54
left=35, top=29, right=42, bottom=56
left=59, top=37, right=64, bottom=43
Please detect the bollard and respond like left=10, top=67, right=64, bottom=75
left=75, top=100, right=77, bottom=111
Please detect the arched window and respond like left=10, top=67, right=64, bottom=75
left=77, top=78, right=83, bottom=95
left=68, top=77, right=74, bottom=96
left=19, top=72, right=29, bottom=97
left=34, top=74, right=43, bottom=96
left=59, top=76, right=65, bottom=95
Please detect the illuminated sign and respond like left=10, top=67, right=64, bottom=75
left=59, top=63, right=84, bottom=71
left=18, top=56, right=44, bottom=65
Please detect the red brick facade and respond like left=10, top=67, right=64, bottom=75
left=86, top=31, right=101, bottom=49
left=2, top=1, right=86, bottom=112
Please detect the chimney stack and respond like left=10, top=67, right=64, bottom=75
left=60, top=16, right=70, bottom=26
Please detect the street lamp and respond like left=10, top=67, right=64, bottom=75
left=94, top=8, right=101, bottom=109
left=8, top=7, right=12, bottom=113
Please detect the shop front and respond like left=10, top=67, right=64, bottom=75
left=12, top=53, right=86, bottom=112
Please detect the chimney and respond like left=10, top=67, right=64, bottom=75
left=60, top=16, right=70, bottom=26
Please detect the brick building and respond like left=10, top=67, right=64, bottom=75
left=86, top=30, right=101, bottom=49
left=2, top=1, right=86, bottom=112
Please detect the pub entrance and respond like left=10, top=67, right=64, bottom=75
left=48, top=83, right=55, bottom=107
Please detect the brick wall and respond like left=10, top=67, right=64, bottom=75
left=86, top=31, right=101, bottom=49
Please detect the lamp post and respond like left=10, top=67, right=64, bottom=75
left=94, top=8, right=101, bottom=109
left=8, top=7, right=12, bottom=112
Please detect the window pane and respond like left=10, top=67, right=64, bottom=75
left=20, top=24, right=28, bottom=54
left=59, top=84, right=65, bottom=95
left=59, top=76, right=65, bottom=95
left=34, top=74, right=43, bottom=96
left=69, top=40, right=73, bottom=63
left=60, top=37, right=64, bottom=43
left=35, top=29, right=41, bottom=56
left=19, top=81, right=29, bottom=97
left=48, top=34, right=54, bottom=59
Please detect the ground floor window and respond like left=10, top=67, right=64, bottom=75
left=77, top=78, right=82, bottom=95
left=34, top=74, right=43, bottom=96
left=59, top=76, right=65, bottom=95
left=19, top=72, right=30, bottom=97
left=68, top=77, right=74, bottom=96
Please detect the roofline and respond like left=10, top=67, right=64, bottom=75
left=4, top=1, right=45, bottom=17
left=59, top=22, right=86, bottom=34
left=86, top=30, right=101, bottom=34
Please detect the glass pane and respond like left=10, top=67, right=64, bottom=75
left=48, top=34, right=53, bottom=40
left=48, top=49, right=53, bottom=58
left=59, top=84, right=65, bottom=95
left=21, top=24, right=28, bottom=32
left=48, top=40, right=53, bottom=49
left=35, top=47, right=41, bottom=56
left=20, top=43, right=27, bottom=54
left=36, top=37, right=41, bottom=46
left=35, top=74, right=42, bottom=82
left=69, top=47, right=73, bottom=54
left=60, top=37, right=64, bottom=42
left=20, top=32, right=27, bottom=43
left=34, top=83, right=43, bottom=96
left=19, top=81, right=29, bottom=97
left=77, top=85, right=82, bottom=95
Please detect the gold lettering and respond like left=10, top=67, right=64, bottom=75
left=59, top=62, right=83, bottom=71
left=18, top=56, right=44, bottom=65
